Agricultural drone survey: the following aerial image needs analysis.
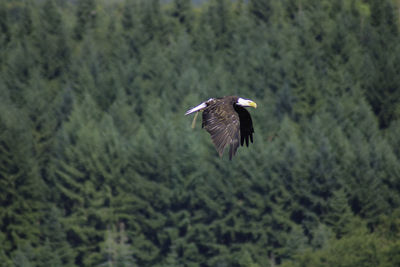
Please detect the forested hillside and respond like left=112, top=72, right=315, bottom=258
left=1, top=0, right=400, bottom=266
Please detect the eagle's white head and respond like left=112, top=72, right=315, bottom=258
left=237, top=98, right=257, bottom=108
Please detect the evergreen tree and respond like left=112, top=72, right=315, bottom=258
left=100, top=223, right=137, bottom=267
left=74, top=0, right=97, bottom=40
left=248, top=0, right=274, bottom=24
left=36, top=205, right=75, bottom=267
left=324, top=189, right=354, bottom=237
left=34, top=0, right=70, bottom=79
left=171, top=0, right=194, bottom=32
left=140, top=0, right=168, bottom=44
left=281, top=218, right=400, bottom=267
left=12, top=243, right=35, bottom=267
left=0, top=98, right=44, bottom=264
left=0, top=1, right=10, bottom=73
left=360, top=0, right=400, bottom=128
left=53, top=95, right=123, bottom=266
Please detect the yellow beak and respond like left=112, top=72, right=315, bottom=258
left=249, top=101, right=257, bottom=108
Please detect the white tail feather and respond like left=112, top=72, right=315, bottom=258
left=185, top=102, right=207, bottom=115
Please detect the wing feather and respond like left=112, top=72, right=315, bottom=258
left=234, top=105, right=254, bottom=147
left=197, top=97, right=254, bottom=160
left=202, top=102, right=240, bottom=160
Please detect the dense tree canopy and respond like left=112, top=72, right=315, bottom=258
left=0, top=0, right=400, bottom=266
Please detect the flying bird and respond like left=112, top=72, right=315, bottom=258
left=185, top=96, right=257, bottom=160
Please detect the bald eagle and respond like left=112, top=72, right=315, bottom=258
left=185, top=96, right=257, bottom=160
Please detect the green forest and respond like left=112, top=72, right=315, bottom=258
left=1, top=0, right=400, bottom=266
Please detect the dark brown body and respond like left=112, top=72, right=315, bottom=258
left=201, top=96, right=254, bottom=160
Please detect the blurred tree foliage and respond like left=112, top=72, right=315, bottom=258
left=0, top=0, right=399, bottom=266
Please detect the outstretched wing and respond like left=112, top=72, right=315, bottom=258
left=202, top=103, right=240, bottom=160
left=234, top=105, right=254, bottom=147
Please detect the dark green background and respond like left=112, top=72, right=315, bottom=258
left=1, top=0, right=400, bottom=266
